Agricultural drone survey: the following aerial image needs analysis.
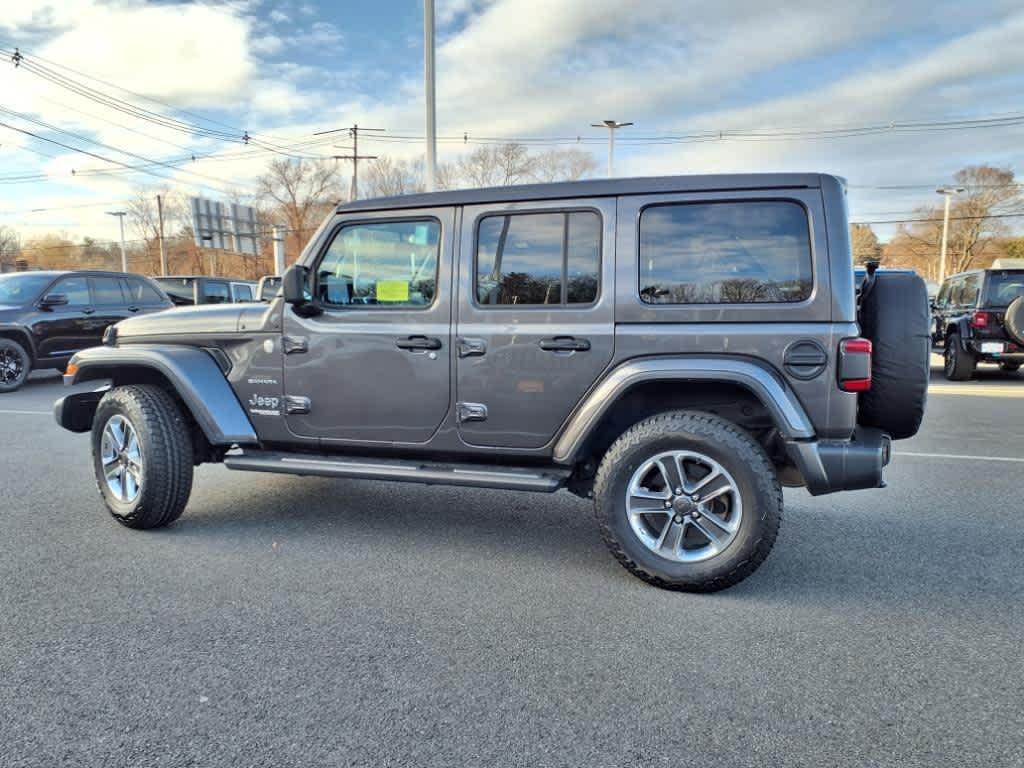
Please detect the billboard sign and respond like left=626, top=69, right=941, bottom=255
left=190, top=197, right=260, bottom=256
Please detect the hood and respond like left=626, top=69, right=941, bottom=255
left=116, top=304, right=246, bottom=338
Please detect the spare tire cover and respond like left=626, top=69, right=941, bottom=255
left=857, top=272, right=930, bottom=440
left=1005, top=296, right=1024, bottom=346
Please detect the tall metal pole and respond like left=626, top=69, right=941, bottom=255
left=352, top=124, right=359, bottom=200
left=424, top=0, right=437, bottom=191
left=106, top=211, right=127, bottom=272
left=591, top=120, right=633, bottom=177
left=156, top=194, right=168, bottom=276
left=273, top=225, right=286, bottom=276
left=936, top=186, right=963, bottom=283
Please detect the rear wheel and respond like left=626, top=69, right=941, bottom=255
left=943, top=333, right=975, bottom=381
left=91, top=385, right=194, bottom=529
left=593, top=411, right=781, bottom=592
left=0, top=338, right=31, bottom=393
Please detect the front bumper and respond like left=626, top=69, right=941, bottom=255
left=786, top=427, right=891, bottom=496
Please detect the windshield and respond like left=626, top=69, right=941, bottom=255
left=0, top=273, right=53, bottom=305
left=985, top=271, right=1024, bottom=307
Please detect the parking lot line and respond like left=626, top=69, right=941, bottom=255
left=0, top=409, right=51, bottom=416
left=928, top=385, right=1024, bottom=398
left=899, top=451, right=1024, bottom=463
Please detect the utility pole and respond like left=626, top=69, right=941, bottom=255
left=156, top=194, right=168, bottom=276
left=272, top=225, right=286, bottom=276
left=424, top=0, right=437, bottom=191
left=936, top=186, right=964, bottom=283
left=591, top=119, right=633, bottom=177
left=331, top=125, right=382, bottom=200
left=106, top=210, right=128, bottom=272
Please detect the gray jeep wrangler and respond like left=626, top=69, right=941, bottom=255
left=55, top=174, right=931, bottom=591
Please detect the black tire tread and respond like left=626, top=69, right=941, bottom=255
left=944, top=333, right=975, bottom=381
left=593, top=410, right=782, bottom=593
left=93, top=384, right=193, bottom=529
left=0, top=338, right=31, bottom=393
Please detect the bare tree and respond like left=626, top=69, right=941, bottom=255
left=850, top=223, right=882, bottom=265
left=257, top=158, right=343, bottom=257
left=530, top=148, right=598, bottom=183
left=363, top=157, right=425, bottom=198
left=456, top=143, right=534, bottom=187
left=0, top=225, right=20, bottom=269
left=904, top=165, right=1021, bottom=276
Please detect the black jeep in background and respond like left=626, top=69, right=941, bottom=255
left=932, top=268, right=1024, bottom=380
left=0, top=270, right=172, bottom=393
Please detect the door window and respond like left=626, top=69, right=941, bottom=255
left=315, top=219, right=440, bottom=308
left=232, top=284, right=254, bottom=302
left=204, top=282, right=231, bottom=304
left=90, top=277, right=125, bottom=306
left=123, top=277, right=165, bottom=305
left=50, top=277, right=90, bottom=307
left=959, top=274, right=980, bottom=306
left=936, top=280, right=951, bottom=307
left=475, top=211, right=601, bottom=306
left=639, top=201, right=812, bottom=304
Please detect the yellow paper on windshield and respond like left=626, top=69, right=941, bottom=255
left=377, top=280, right=409, bottom=303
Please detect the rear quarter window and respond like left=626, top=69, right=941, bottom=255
left=639, top=200, right=813, bottom=304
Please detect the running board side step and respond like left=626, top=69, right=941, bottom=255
left=223, top=451, right=570, bottom=493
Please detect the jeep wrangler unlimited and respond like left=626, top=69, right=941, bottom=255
left=55, top=174, right=931, bottom=591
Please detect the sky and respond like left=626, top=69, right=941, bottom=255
left=1, top=0, right=1023, bottom=245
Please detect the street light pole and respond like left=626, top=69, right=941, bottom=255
left=936, top=186, right=964, bottom=283
left=591, top=120, right=633, bottom=177
left=106, top=211, right=128, bottom=272
left=424, top=0, right=437, bottom=191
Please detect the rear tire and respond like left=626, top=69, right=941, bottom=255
left=91, top=385, right=194, bottom=529
left=0, top=338, right=31, bottom=393
left=593, top=411, right=781, bottom=592
left=943, top=334, right=975, bottom=381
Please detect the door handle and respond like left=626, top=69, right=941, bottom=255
left=82, top=308, right=95, bottom=316
left=396, top=335, right=442, bottom=351
left=538, top=336, right=590, bottom=352
left=127, top=306, right=140, bottom=313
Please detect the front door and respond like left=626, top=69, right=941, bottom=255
left=33, top=275, right=94, bottom=361
left=455, top=199, right=616, bottom=449
left=283, top=207, right=455, bottom=444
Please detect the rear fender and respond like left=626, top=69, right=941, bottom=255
left=553, top=356, right=815, bottom=464
left=57, top=344, right=257, bottom=445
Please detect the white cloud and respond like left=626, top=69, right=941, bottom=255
left=252, top=34, right=285, bottom=56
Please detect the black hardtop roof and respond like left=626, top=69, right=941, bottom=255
left=338, top=172, right=833, bottom=213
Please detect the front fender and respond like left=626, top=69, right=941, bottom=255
left=59, top=345, right=257, bottom=445
left=552, top=356, right=816, bottom=464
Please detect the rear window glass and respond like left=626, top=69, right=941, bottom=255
left=639, top=201, right=813, bottom=304
left=205, top=282, right=230, bottom=304
left=124, top=278, right=165, bottom=304
left=985, top=272, right=1024, bottom=306
left=90, top=277, right=125, bottom=306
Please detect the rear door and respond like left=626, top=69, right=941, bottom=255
left=282, top=207, right=455, bottom=444
left=121, top=276, right=172, bottom=314
left=87, top=276, right=131, bottom=342
left=455, top=198, right=616, bottom=449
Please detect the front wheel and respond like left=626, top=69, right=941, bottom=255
left=91, top=385, right=195, bottom=529
left=593, top=411, right=782, bottom=592
left=0, top=338, right=31, bottom=393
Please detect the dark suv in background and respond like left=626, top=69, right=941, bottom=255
left=932, top=268, right=1024, bottom=379
left=0, top=270, right=172, bottom=392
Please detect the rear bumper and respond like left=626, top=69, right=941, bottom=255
left=786, top=427, right=891, bottom=496
left=966, top=339, right=1024, bottom=361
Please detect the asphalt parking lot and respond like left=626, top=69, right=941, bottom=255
left=2, top=362, right=1022, bottom=768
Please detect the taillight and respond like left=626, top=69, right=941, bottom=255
left=839, top=338, right=872, bottom=392
left=971, top=311, right=990, bottom=329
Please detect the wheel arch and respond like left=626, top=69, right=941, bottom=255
left=553, top=356, right=815, bottom=467
left=57, top=345, right=257, bottom=446
left=0, top=327, right=36, bottom=361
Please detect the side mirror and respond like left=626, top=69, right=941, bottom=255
left=40, top=293, right=68, bottom=308
left=282, top=265, right=309, bottom=305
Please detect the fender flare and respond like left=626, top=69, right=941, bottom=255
left=60, top=344, right=257, bottom=445
left=552, top=356, right=816, bottom=464
left=0, top=324, right=36, bottom=361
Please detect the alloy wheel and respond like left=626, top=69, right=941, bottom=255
left=100, top=415, right=144, bottom=503
left=625, top=450, right=743, bottom=563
